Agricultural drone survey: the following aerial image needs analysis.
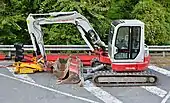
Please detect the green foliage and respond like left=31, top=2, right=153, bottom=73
left=0, top=1, right=23, bottom=44
left=132, top=0, right=170, bottom=45
left=0, top=0, right=43, bottom=44
left=43, top=24, right=85, bottom=45
left=40, top=0, right=111, bottom=44
left=1, top=0, right=170, bottom=45
left=107, top=0, right=140, bottom=19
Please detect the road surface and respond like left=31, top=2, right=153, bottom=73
left=0, top=61, right=170, bottom=103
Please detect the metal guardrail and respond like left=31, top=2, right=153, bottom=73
left=148, top=46, right=170, bottom=51
left=1, top=45, right=170, bottom=57
left=147, top=45, right=170, bottom=57
left=0, top=45, right=91, bottom=51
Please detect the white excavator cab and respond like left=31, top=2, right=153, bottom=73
left=108, top=20, right=145, bottom=63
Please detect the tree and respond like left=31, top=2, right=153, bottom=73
left=2, top=0, right=170, bottom=45
left=107, top=0, right=140, bottom=20
left=0, top=0, right=44, bottom=45
left=0, top=0, right=23, bottom=44
left=40, top=0, right=111, bottom=45
left=132, top=0, right=170, bottom=45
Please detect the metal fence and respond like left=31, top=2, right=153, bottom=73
left=0, top=45, right=91, bottom=51
left=1, top=45, right=170, bottom=57
left=147, top=46, right=170, bottom=57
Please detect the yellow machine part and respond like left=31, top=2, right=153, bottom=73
left=13, top=62, right=44, bottom=74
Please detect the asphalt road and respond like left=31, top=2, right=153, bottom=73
left=0, top=61, right=170, bottom=103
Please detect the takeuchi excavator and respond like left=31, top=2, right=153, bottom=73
left=14, top=11, right=157, bottom=86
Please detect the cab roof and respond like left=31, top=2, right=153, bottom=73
left=112, top=20, right=144, bottom=26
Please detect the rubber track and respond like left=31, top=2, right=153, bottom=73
left=93, top=70, right=158, bottom=87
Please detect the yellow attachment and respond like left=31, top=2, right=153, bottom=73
left=13, top=62, right=44, bottom=74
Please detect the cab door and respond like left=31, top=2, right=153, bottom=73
left=108, top=26, right=114, bottom=58
left=112, top=26, right=144, bottom=62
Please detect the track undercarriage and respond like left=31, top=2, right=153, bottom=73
left=92, top=70, right=157, bottom=87
left=81, top=65, right=157, bottom=87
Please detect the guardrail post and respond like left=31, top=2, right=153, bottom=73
left=8, top=51, right=11, bottom=57
left=163, top=51, right=165, bottom=57
left=88, top=51, right=91, bottom=55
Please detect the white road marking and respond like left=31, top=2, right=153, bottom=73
left=6, top=67, right=35, bottom=83
left=146, top=65, right=170, bottom=98
left=149, top=65, right=170, bottom=77
left=84, top=80, right=123, bottom=103
left=0, top=73, right=98, bottom=103
left=141, top=86, right=167, bottom=98
left=161, top=91, right=170, bottom=103
left=2, top=65, right=170, bottom=102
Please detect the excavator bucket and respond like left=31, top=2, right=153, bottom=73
left=52, top=56, right=83, bottom=84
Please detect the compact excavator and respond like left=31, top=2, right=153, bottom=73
left=14, top=11, right=157, bottom=86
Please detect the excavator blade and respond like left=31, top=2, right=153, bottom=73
left=52, top=56, right=82, bottom=84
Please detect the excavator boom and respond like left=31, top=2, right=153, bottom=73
left=26, top=11, right=106, bottom=65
